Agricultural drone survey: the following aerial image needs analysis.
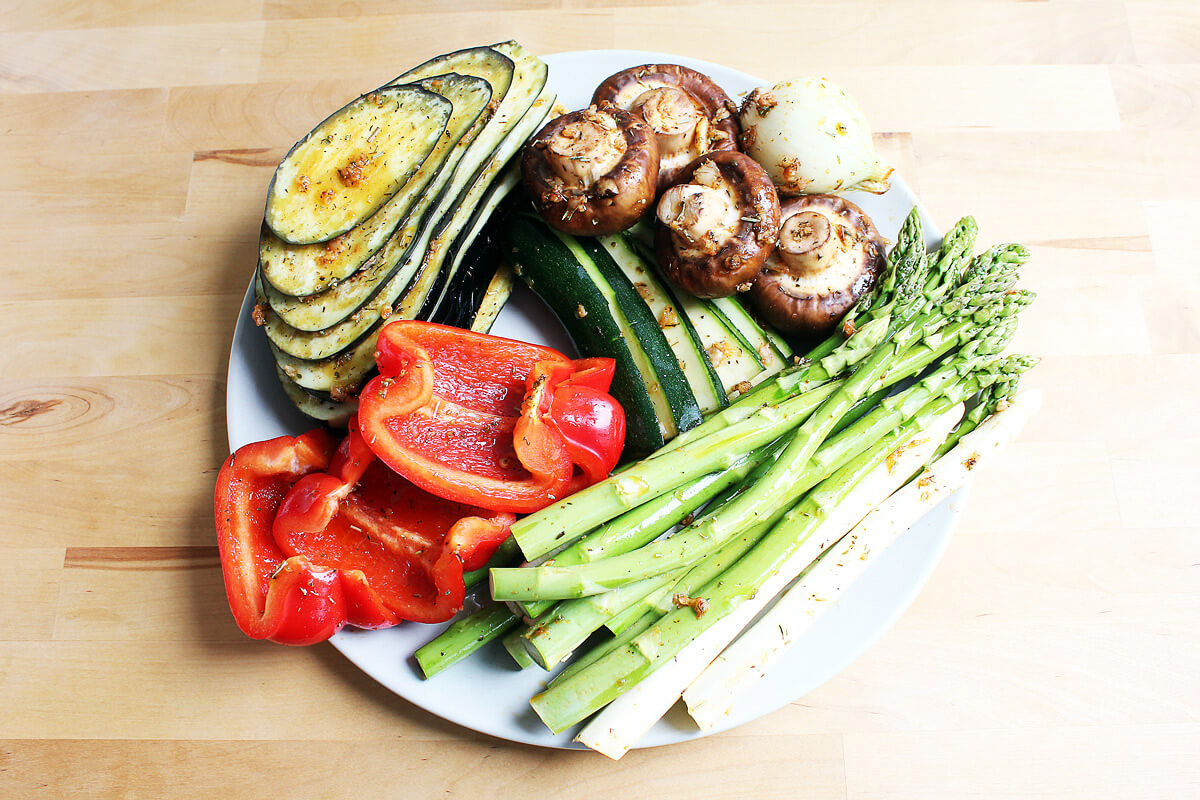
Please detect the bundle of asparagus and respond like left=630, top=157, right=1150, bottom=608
left=414, top=208, right=1039, bottom=756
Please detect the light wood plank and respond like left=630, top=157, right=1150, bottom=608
left=0, top=295, right=241, bottom=379
left=0, top=22, right=263, bottom=93
left=0, top=0, right=264, bottom=32
left=611, top=1, right=1135, bottom=74
left=0, top=548, right=64, bottom=641
left=0, top=735, right=846, bottom=799
left=1112, top=64, right=1200, bottom=129
left=258, top=13, right=614, bottom=85
left=0, top=151, right=192, bottom=229
left=843, top=724, right=1200, bottom=800
left=1126, top=0, right=1200, bottom=63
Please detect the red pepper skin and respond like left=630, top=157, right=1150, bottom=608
left=272, top=419, right=516, bottom=625
left=358, top=321, right=625, bottom=513
left=521, top=358, right=626, bottom=486
left=214, top=430, right=348, bottom=646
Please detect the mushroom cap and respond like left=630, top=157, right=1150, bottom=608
left=655, top=150, right=781, bottom=298
left=746, top=194, right=885, bottom=335
left=521, top=106, right=659, bottom=236
left=593, top=64, right=740, bottom=192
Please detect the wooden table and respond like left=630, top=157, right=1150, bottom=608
left=2, top=2, right=1197, bottom=797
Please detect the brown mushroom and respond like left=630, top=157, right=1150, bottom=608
left=521, top=106, right=659, bottom=236
left=654, top=151, right=780, bottom=298
left=593, top=64, right=740, bottom=192
left=746, top=194, right=885, bottom=336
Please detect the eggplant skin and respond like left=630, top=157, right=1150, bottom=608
left=264, top=84, right=451, bottom=246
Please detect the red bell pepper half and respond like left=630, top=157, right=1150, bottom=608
left=272, top=418, right=514, bottom=625
left=214, top=421, right=515, bottom=644
left=214, top=429, right=346, bottom=646
left=357, top=321, right=626, bottom=514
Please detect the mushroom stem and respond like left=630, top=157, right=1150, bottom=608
left=777, top=211, right=835, bottom=273
left=635, top=87, right=702, bottom=153
left=657, top=183, right=739, bottom=255
left=545, top=110, right=628, bottom=188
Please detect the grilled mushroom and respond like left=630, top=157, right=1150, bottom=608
left=593, top=64, right=739, bottom=192
left=747, top=194, right=885, bottom=335
left=521, top=106, right=659, bottom=235
left=655, top=151, right=780, bottom=298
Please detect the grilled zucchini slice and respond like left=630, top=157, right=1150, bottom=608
left=264, top=85, right=451, bottom=245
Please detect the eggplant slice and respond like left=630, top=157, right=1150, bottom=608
left=267, top=44, right=554, bottom=397
left=259, top=70, right=500, bottom=299
left=264, top=84, right=451, bottom=246
left=259, top=73, right=495, bottom=329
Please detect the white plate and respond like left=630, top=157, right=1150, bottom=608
left=226, top=49, right=962, bottom=750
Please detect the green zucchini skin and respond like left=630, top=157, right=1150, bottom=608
left=600, top=233, right=727, bottom=414
left=264, top=84, right=451, bottom=246
left=708, top=295, right=791, bottom=371
left=506, top=214, right=667, bottom=456
left=576, top=237, right=704, bottom=435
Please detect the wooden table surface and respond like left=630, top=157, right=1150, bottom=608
left=2, top=1, right=1197, bottom=797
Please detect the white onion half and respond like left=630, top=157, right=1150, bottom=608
left=739, top=77, right=892, bottom=196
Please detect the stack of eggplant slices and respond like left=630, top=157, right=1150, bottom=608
left=237, top=41, right=1041, bottom=757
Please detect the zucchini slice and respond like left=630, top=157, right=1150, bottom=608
left=394, top=49, right=551, bottom=323
left=708, top=295, right=792, bottom=374
left=426, top=165, right=520, bottom=328
left=259, top=73, right=495, bottom=300
left=268, top=57, right=552, bottom=394
left=468, top=262, right=515, bottom=334
left=597, top=234, right=727, bottom=415
left=264, top=84, right=451, bottom=245
left=259, top=73, right=495, bottom=330
left=666, top=286, right=766, bottom=396
left=505, top=215, right=672, bottom=455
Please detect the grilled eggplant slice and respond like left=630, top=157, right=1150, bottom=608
left=264, top=85, right=451, bottom=245
left=264, top=53, right=551, bottom=371
left=275, top=364, right=356, bottom=425
left=259, top=72, right=496, bottom=299
left=272, top=82, right=554, bottom=394
left=259, top=73, right=495, bottom=328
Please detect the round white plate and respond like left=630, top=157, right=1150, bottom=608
left=226, top=49, right=962, bottom=750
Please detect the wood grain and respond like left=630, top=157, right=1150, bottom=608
left=0, top=2, right=1196, bottom=798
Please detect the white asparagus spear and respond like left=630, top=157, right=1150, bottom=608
left=683, top=389, right=1042, bottom=730
left=574, top=402, right=964, bottom=759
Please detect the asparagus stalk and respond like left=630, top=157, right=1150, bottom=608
left=508, top=261, right=1023, bottom=565
left=513, top=445, right=774, bottom=620
left=502, top=627, right=537, bottom=669
left=519, top=571, right=687, bottom=670
left=548, top=612, right=658, bottom=690
left=507, top=379, right=841, bottom=561
left=558, top=400, right=965, bottom=747
left=414, top=602, right=521, bottom=678
left=683, top=388, right=1043, bottom=730
left=490, top=345, right=1020, bottom=603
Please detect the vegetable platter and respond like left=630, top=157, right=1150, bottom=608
left=224, top=47, right=1038, bottom=751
